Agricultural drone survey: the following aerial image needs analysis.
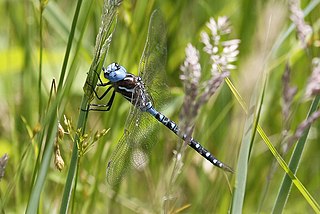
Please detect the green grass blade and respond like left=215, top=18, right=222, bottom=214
left=272, top=95, right=320, bottom=213
left=59, top=1, right=121, bottom=213
left=56, top=0, right=84, bottom=91
left=38, top=4, right=44, bottom=121
left=225, top=76, right=320, bottom=212
left=27, top=0, right=86, bottom=212
left=26, top=102, right=59, bottom=213
left=231, top=72, right=266, bottom=213
left=258, top=122, right=320, bottom=213
left=25, top=0, right=85, bottom=211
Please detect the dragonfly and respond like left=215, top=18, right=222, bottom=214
left=90, top=10, right=233, bottom=185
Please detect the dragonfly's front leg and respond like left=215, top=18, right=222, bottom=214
left=94, top=68, right=108, bottom=87
left=93, top=84, right=113, bottom=100
left=89, top=89, right=115, bottom=111
left=87, top=69, right=115, bottom=111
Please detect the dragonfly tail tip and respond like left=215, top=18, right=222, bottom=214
left=223, top=164, right=234, bottom=173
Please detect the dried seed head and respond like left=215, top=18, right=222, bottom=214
left=0, top=154, right=9, bottom=180
left=305, top=58, right=320, bottom=98
left=54, top=145, right=65, bottom=171
left=57, top=122, right=65, bottom=140
left=201, top=17, right=240, bottom=73
left=289, top=0, right=313, bottom=48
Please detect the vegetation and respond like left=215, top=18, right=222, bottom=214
left=0, top=0, right=319, bottom=213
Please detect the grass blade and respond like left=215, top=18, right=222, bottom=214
left=226, top=76, right=320, bottom=212
left=56, top=0, right=84, bottom=91
left=272, top=95, right=320, bottom=213
left=26, top=102, right=59, bottom=213
left=231, top=71, right=266, bottom=213
left=59, top=0, right=121, bottom=213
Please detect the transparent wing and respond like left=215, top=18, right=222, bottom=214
left=106, top=107, right=159, bottom=185
left=106, top=129, right=133, bottom=186
left=139, top=9, right=168, bottom=109
left=106, top=9, right=167, bottom=185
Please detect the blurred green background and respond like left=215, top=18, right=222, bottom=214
left=0, top=0, right=319, bottom=213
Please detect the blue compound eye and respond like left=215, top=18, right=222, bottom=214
left=115, top=63, right=120, bottom=70
left=103, top=62, right=127, bottom=82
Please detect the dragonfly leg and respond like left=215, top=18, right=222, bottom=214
left=94, top=85, right=113, bottom=100
left=96, top=69, right=105, bottom=85
left=87, top=69, right=110, bottom=89
left=92, top=69, right=109, bottom=86
left=89, top=90, right=115, bottom=111
left=86, top=68, right=115, bottom=111
left=86, top=71, right=112, bottom=100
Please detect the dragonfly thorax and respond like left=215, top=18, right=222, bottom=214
left=126, top=74, right=153, bottom=112
left=108, top=66, right=153, bottom=112
left=103, top=62, right=127, bottom=82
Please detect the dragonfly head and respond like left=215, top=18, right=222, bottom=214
left=103, top=62, right=127, bottom=82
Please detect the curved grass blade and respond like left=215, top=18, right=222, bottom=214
left=26, top=0, right=85, bottom=212
left=231, top=69, right=266, bottom=213
left=225, top=75, right=320, bottom=212
left=272, top=95, right=320, bottom=213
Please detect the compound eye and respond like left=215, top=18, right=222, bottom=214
left=106, top=67, right=111, bottom=74
left=104, top=64, right=113, bottom=74
left=114, top=63, right=120, bottom=70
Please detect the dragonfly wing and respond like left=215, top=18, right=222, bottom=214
left=106, top=129, right=133, bottom=186
left=106, top=100, right=141, bottom=185
left=106, top=10, right=166, bottom=185
left=139, top=9, right=168, bottom=109
left=106, top=106, right=159, bottom=185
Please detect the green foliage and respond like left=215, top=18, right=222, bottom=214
left=0, top=0, right=320, bottom=213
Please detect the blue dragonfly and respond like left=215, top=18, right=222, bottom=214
left=90, top=10, right=233, bottom=185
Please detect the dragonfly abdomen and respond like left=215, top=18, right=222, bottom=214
left=147, top=105, right=233, bottom=173
left=147, top=105, right=179, bottom=133
left=189, top=138, right=233, bottom=172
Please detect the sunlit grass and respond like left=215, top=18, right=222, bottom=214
left=1, top=0, right=320, bottom=213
